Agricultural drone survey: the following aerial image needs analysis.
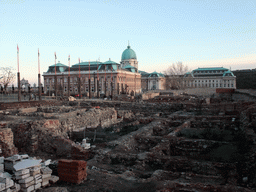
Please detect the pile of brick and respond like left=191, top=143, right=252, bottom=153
left=58, top=159, right=87, bottom=184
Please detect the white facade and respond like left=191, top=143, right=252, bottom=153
left=183, top=67, right=236, bottom=89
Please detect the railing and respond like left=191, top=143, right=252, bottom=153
left=0, top=93, right=54, bottom=102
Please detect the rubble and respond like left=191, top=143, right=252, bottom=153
left=0, top=92, right=256, bottom=191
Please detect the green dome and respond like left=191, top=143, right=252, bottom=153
left=121, top=45, right=137, bottom=60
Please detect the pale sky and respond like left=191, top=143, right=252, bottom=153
left=0, top=0, right=255, bottom=85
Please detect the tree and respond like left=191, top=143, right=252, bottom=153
left=0, top=67, right=15, bottom=93
left=164, top=62, right=189, bottom=90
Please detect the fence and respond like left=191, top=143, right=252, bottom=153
left=0, top=93, right=55, bottom=103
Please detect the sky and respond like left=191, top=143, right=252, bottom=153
left=0, top=0, right=255, bottom=86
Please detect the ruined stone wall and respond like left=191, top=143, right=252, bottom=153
left=10, top=119, right=90, bottom=159
left=0, top=128, right=18, bottom=157
left=60, top=108, right=118, bottom=129
left=142, top=92, right=160, bottom=100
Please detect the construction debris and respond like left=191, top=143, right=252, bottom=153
left=0, top=154, right=57, bottom=192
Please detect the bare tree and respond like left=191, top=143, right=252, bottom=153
left=164, top=62, right=189, bottom=90
left=0, top=67, right=15, bottom=93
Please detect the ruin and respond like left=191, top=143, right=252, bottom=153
left=0, top=91, right=256, bottom=191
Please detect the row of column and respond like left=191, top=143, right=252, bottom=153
left=52, top=77, right=128, bottom=99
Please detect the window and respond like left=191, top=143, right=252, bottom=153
left=64, top=78, right=67, bottom=83
left=212, top=84, right=214, bottom=87
left=213, top=80, right=214, bottom=82
left=209, top=80, right=211, bottom=82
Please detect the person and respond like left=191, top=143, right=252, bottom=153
left=23, top=94, right=26, bottom=100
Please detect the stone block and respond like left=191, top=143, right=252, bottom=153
left=3, top=188, right=11, bottom=192
left=0, top=183, right=5, bottom=191
left=10, top=183, right=20, bottom=192
left=41, top=180, right=49, bottom=187
left=42, top=174, right=51, bottom=179
left=34, top=174, right=42, bottom=180
left=16, top=173, right=30, bottom=180
left=49, top=175, right=59, bottom=184
left=18, top=176, right=33, bottom=184
left=20, top=180, right=34, bottom=188
left=0, top=177, right=12, bottom=186
left=34, top=179, right=42, bottom=184
left=14, top=168, right=29, bottom=176
left=0, top=157, right=4, bottom=164
left=34, top=182, right=41, bottom=190
left=14, top=159, right=42, bottom=171
left=42, top=177, right=51, bottom=183
left=0, top=164, right=4, bottom=172
left=30, top=169, right=40, bottom=176
left=20, top=185, right=34, bottom=192
left=5, top=179, right=14, bottom=188
left=40, top=167, right=52, bottom=175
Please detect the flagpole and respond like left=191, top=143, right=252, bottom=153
left=97, top=60, right=99, bottom=98
left=38, top=48, right=42, bottom=100
left=68, top=55, right=70, bottom=97
left=17, top=44, right=21, bottom=102
left=104, top=64, right=106, bottom=96
left=111, top=66, right=113, bottom=97
left=89, top=60, right=91, bottom=99
left=54, top=52, right=57, bottom=98
left=55, top=52, right=57, bottom=75
left=79, top=58, right=80, bottom=78
left=78, top=58, right=81, bottom=99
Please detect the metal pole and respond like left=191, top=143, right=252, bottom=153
left=17, top=72, right=21, bottom=102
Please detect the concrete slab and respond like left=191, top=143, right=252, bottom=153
left=14, top=159, right=41, bottom=171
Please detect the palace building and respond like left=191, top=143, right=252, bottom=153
left=183, top=67, right=236, bottom=89
left=43, top=45, right=237, bottom=97
left=43, top=44, right=141, bottom=97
